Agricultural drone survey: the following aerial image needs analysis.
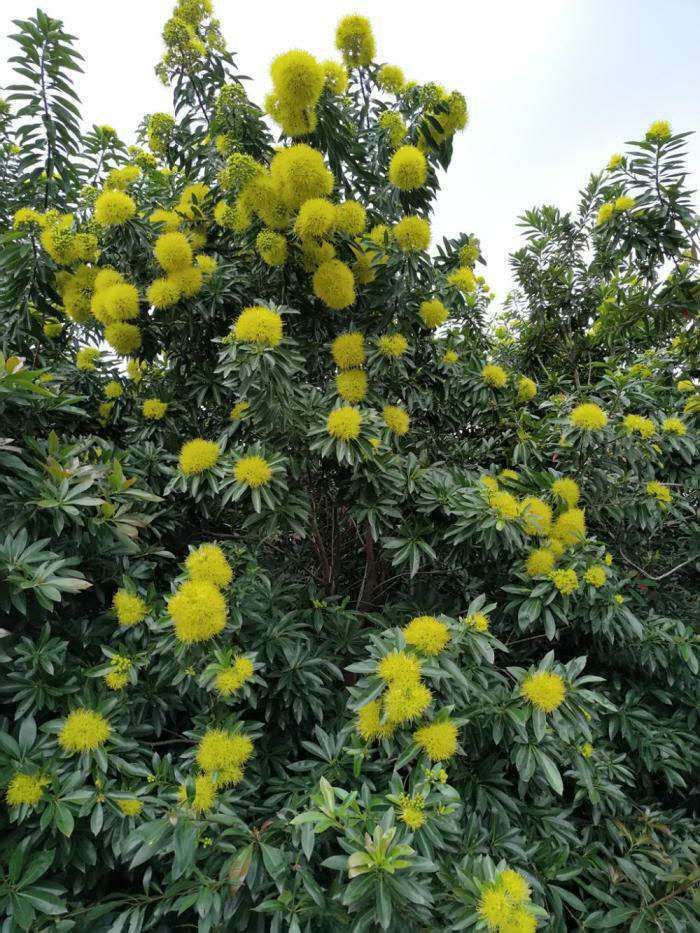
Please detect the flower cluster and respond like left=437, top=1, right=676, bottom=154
left=478, top=868, right=537, bottom=932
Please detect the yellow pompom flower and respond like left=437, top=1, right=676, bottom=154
left=12, top=207, right=43, bottom=229
left=382, top=404, right=410, bottom=436
left=414, top=720, right=458, bottom=761
left=356, top=699, right=394, bottom=741
left=388, top=145, right=427, bottom=190
left=399, top=799, right=425, bottom=830
left=197, top=728, right=253, bottom=776
left=295, top=197, right=336, bottom=240
left=117, top=798, right=142, bottom=817
left=676, top=379, right=694, bottom=393
left=570, top=403, right=607, bottom=430
left=154, top=231, right=192, bottom=272
left=499, top=868, right=531, bottom=904
left=377, top=333, right=409, bottom=357
left=394, top=215, right=430, bottom=252
left=147, top=277, right=181, bottom=309
left=6, top=773, right=49, bottom=807
left=168, top=579, right=227, bottom=643
left=94, top=190, right=136, bottom=226
left=335, top=14, right=375, bottom=67
left=525, top=547, right=556, bottom=577
left=584, top=565, right=607, bottom=588
left=377, top=651, right=421, bottom=686
left=331, top=332, right=365, bottom=369
left=327, top=406, right=362, bottom=441
left=622, top=414, right=655, bottom=438
left=608, top=153, right=623, bottom=170
left=149, top=208, right=181, bottom=231
left=112, top=589, right=147, bottom=627
left=551, top=477, right=580, bottom=508
left=442, top=349, right=458, bottom=365
left=596, top=202, right=614, bottom=225
left=195, top=254, right=217, bottom=276
left=234, top=455, right=273, bottom=488
left=105, top=671, right=129, bottom=691
left=186, top=543, right=232, bottom=588
left=76, top=347, right=100, bottom=371
left=98, top=401, right=114, bottom=421
left=378, top=111, right=407, bottom=148
left=489, top=490, right=519, bottom=521
left=313, top=258, right=356, bottom=309
left=662, top=417, right=686, bottom=436
left=517, top=376, right=537, bottom=402
left=377, top=64, right=405, bottom=93
left=447, top=266, right=477, bottom=294
left=552, top=508, right=586, bottom=546
left=322, top=60, right=348, bottom=94
left=104, top=380, right=123, bottom=400
left=178, top=438, right=219, bottom=475
left=483, top=475, right=501, bottom=491
left=256, top=229, right=287, bottom=266
left=215, top=656, right=254, bottom=697
left=646, top=119, right=671, bottom=141
left=336, top=369, right=368, bottom=403
left=102, top=283, right=139, bottom=321
left=419, top=299, right=448, bottom=330
left=478, top=886, right=513, bottom=929
left=522, top=670, right=566, bottom=712
left=335, top=200, right=366, bottom=235
left=58, top=709, right=111, bottom=753
left=269, top=144, right=334, bottom=211
left=142, top=398, right=168, bottom=420
left=179, top=775, right=218, bottom=814
left=403, top=615, right=450, bottom=655
left=519, top=497, right=552, bottom=536
left=646, top=480, right=671, bottom=504
left=229, top=400, right=250, bottom=421
left=166, top=265, right=203, bottom=299
left=614, top=194, right=635, bottom=212
left=233, top=306, right=283, bottom=347
left=43, top=320, right=64, bottom=338
left=550, top=568, right=579, bottom=595
left=384, top=680, right=432, bottom=724
left=482, top=364, right=508, bottom=388
left=104, top=322, right=142, bottom=355
left=270, top=49, right=325, bottom=110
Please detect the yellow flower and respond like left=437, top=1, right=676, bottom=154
left=393, top=215, right=430, bottom=252
left=482, top=364, right=507, bottom=388
left=180, top=775, right=218, bottom=814
left=608, top=153, right=623, bottom=170
left=481, top=475, right=499, bottom=492
left=234, top=455, right=273, bottom=488
left=117, top=798, right=142, bottom=816
left=614, top=194, right=635, bottom=212
left=233, top=305, right=283, bottom=347
left=384, top=681, right=432, bottom=724
left=104, top=322, right=142, bottom=355
left=105, top=165, right=141, bottom=189
left=581, top=742, right=594, bottom=758
left=196, top=729, right=254, bottom=776
left=596, top=202, right=614, bottom=225
left=195, top=253, right=217, bottom=276
left=185, top=543, right=232, bottom=588
left=377, top=651, right=421, bottom=686
left=268, top=144, right=334, bottom=211
left=149, top=208, right=181, bottom=231
left=147, top=277, right=181, bottom=309
left=58, top=709, right=111, bottom=753
left=13, top=207, right=43, bottom=228
left=413, top=720, right=458, bottom=761
left=442, top=349, right=458, bottom=365
left=489, top=490, right=519, bottom=521
left=335, top=14, right=375, bottom=67
left=142, top=398, right=168, bottom=420
left=178, top=438, right=219, bottom=475
left=295, top=197, right=336, bottom=240
left=98, top=401, right=114, bottom=421
left=377, top=333, right=409, bottom=357
left=500, top=869, right=531, bottom=904
left=662, top=417, right=685, bottom=436
left=646, top=480, right=671, bottom=505
left=613, top=594, right=625, bottom=605
left=399, top=801, right=425, bottom=830
left=552, top=508, right=586, bottom=546
left=622, top=414, right=655, bottom=438
left=403, top=615, right=450, bottom=655
left=112, top=589, right=147, bottom=627
left=327, top=406, right=361, bottom=441
left=256, top=229, right=287, bottom=266
left=313, top=258, right=356, bottom=309
left=323, top=60, right=348, bottom=94
left=6, top=773, right=49, bottom=807
left=646, top=119, right=671, bottom=141
left=388, top=145, right=427, bottom=190
left=377, top=63, right=404, bottom=93
left=356, top=699, right=394, bottom=741
left=105, top=671, right=129, bottom=691
left=382, top=404, right=410, bottom=436
left=43, top=319, right=64, bottom=338
left=154, top=231, right=193, bottom=272
left=522, top=670, right=566, bottom=712
left=76, top=347, right=100, bottom=371
left=464, top=611, right=490, bottom=632
left=104, top=380, right=123, bottom=400
left=551, top=477, right=580, bottom=508
left=214, top=656, right=254, bottom=696
left=676, top=379, right=694, bottom=393
left=584, top=565, right=607, bottom=588
left=94, top=190, right=136, bottom=226
left=378, top=111, right=407, bottom=148
left=447, top=266, right=477, bottom=294
left=270, top=49, right=324, bottom=110
left=336, top=369, right=368, bottom=403
left=167, top=265, right=203, bottom=299
left=550, top=568, right=579, bottom=595
left=478, top=886, right=513, bottom=929
left=525, top=547, right=556, bottom=577
left=517, top=376, right=537, bottom=402
left=570, top=403, right=607, bottom=430
left=419, top=299, right=448, bottom=330
left=334, top=200, right=366, bottom=235
left=519, top=497, right=552, bottom=536
left=229, top=400, right=250, bottom=421
left=168, top=579, right=227, bottom=643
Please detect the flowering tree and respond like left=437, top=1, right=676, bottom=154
left=0, top=3, right=698, bottom=931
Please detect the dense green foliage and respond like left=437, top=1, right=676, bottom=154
left=0, top=4, right=698, bottom=931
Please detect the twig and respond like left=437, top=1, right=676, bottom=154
left=619, top=550, right=696, bottom=582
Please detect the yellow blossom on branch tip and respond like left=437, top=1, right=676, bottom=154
left=489, top=490, right=519, bottom=521
left=142, top=398, right=167, bottom=420
left=377, top=651, right=421, bottom=686
left=384, top=680, right=432, bottom=724
left=185, top=543, right=232, bottom=588
left=646, top=480, right=671, bottom=504
left=336, top=369, right=367, bottom=403
left=551, top=477, right=580, bottom=508
left=356, top=699, right=394, bottom=741
left=233, top=306, right=283, bottom=347
left=482, top=364, right=507, bottom=388
left=403, top=615, right=450, bottom=655
left=178, top=438, right=219, bottom=475
left=6, top=773, right=49, bottom=806
left=58, top=709, right=111, bottom=753
left=117, top=798, right=142, bottom=816
left=394, top=215, right=430, bottom=252
left=584, top=565, right=607, bottom=588
left=552, top=508, right=586, bottom=546
left=419, top=299, right=448, bottom=330
left=113, top=590, right=147, bottom=626
left=167, top=579, right=227, bottom=643
left=382, top=405, right=410, bottom=436
left=526, top=547, right=556, bottom=577
left=94, top=190, right=136, bottom=226
left=388, top=145, right=427, bottom=190
left=327, top=406, right=361, bottom=441
left=377, top=333, right=408, bottom=357
left=464, top=611, right=490, bottom=632
left=550, top=568, right=579, bottom=594
left=414, top=720, right=458, bottom=760
left=234, top=455, right=273, bottom=488
left=570, top=403, right=607, bottom=430
left=313, top=259, right=356, bottom=309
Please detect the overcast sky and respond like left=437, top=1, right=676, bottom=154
left=1, top=0, right=698, bottom=306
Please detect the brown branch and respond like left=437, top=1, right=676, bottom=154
left=619, top=550, right=696, bottom=582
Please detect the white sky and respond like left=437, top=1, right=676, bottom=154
left=1, top=0, right=698, bottom=306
